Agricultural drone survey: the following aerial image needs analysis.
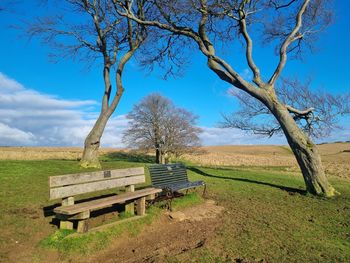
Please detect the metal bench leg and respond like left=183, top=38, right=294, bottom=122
left=202, top=184, right=207, bottom=197
left=168, top=197, right=174, bottom=212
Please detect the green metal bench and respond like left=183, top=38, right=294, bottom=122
left=149, top=163, right=206, bottom=200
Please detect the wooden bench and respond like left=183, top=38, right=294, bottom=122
left=149, top=163, right=206, bottom=198
left=49, top=167, right=161, bottom=233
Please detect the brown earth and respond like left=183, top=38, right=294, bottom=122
left=87, top=200, right=224, bottom=263
left=1, top=200, right=224, bottom=263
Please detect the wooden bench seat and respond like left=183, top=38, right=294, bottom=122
left=54, top=187, right=161, bottom=215
left=49, top=167, right=161, bottom=233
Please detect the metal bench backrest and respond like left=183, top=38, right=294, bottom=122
left=49, top=167, right=145, bottom=200
left=149, top=163, right=188, bottom=189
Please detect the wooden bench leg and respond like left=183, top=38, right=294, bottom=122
left=125, top=185, right=135, bottom=215
left=60, top=220, right=73, bottom=230
left=136, top=197, right=146, bottom=216
left=125, top=201, right=135, bottom=215
left=59, top=197, right=75, bottom=230
left=77, top=220, right=89, bottom=233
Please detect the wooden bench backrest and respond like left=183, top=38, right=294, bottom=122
left=49, top=167, right=145, bottom=200
left=149, top=163, right=188, bottom=189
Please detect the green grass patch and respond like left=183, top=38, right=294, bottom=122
left=181, top=166, right=350, bottom=263
left=39, top=206, right=161, bottom=255
left=1, top=156, right=349, bottom=262
left=171, top=192, right=203, bottom=210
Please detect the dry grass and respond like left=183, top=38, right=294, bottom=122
left=183, top=145, right=296, bottom=167
left=0, top=147, right=121, bottom=161
left=318, top=143, right=350, bottom=179
left=1, top=142, right=349, bottom=179
left=183, top=143, right=350, bottom=179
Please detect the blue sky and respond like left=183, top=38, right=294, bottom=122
left=0, top=1, right=349, bottom=147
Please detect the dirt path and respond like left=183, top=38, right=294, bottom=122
left=88, top=200, right=224, bottom=263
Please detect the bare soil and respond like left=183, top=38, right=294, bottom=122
left=86, top=200, right=224, bottom=263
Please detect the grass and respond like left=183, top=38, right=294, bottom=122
left=178, top=166, right=350, bottom=263
left=0, top=156, right=349, bottom=262
left=40, top=206, right=161, bottom=255
left=39, top=193, right=203, bottom=256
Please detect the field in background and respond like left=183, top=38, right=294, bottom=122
left=0, top=147, right=120, bottom=160
left=183, top=143, right=350, bottom=180
left=1, top=142, right=348, bottom=179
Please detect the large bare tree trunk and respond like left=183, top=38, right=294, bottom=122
left=270, top=101, right=337, bottom=197
left=80, top=113, right=110, bottom=168
left=155, top=148, right=161, bottom=164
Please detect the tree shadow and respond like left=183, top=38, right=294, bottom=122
left=188, top=167, right=306, bottom=195
left=103, top=151, right=155, bottom=163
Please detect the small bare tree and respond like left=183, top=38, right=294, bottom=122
left=223, top=77, right=350, bottom=138
left=116, top=0, right=340, bottom=196
left=123, top=93, right=201, bottom=164
left=26, top=0, right=146, bottom=168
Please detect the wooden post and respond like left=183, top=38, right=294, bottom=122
left=77, top=220, right=89, bottom=233
left=146, top=194, right=155, bottom=200
left=62, top=196, right=74, bottom=206
left=60, top=221, right=73, bottom=230
left=59, top=197, right=74, bottom=230
left=136, top=197, right=146, bottom=216
left=125, top=185, right=135, bottom=215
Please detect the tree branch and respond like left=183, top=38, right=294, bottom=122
left=285, top=104, right=314, bottom=116
left=268, top=0, right=310, bottom=85
left=238, top=6, right=263, bottom=87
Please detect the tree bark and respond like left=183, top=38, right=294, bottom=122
left=80, top=113, right=110, bottom=168
left=267, top=97, right=337, bottom=197
left=155, top=148, right=161, bottom=164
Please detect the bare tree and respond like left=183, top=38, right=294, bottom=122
left=223, top=77, right=350, bottom=138
left=123, top=93, right=201, bottom=164
left=116, top=0, right=340, bottom=196
left=27, top=0, right=146, bottom=168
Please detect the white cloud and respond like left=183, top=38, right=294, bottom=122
left=0, top=72, right=23, bottom=90
left=0, top=72, right=348, bottom=148
left=0, top=123, right=36, bottom=145
left=0, top=72, right=128, bottom=147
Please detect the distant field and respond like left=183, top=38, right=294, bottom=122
left=1, top=142, right=349, bottom=179
left=0, top=147, right=120, bottom=160
left=183, top=145, right=297, bottom=167
left=183, top=143, right=350, bottom=179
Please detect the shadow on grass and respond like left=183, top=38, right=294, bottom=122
left=188, top=167, right=306, bottom=195
left=103, top=151, right=155, bottom=164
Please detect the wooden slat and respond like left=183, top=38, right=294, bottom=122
left=54, top=187, right=162, bottom=215
left=50, top=167, right=144, bottom=187
left=50, top=175, right=145, bottom=200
